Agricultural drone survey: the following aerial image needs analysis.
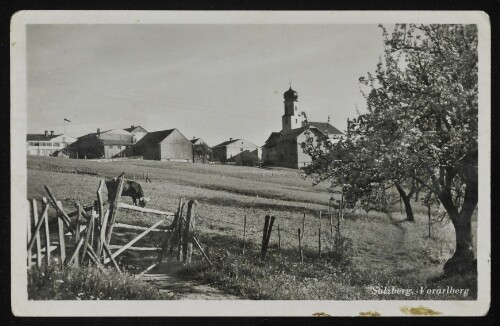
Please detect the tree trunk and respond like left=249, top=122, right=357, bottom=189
left=394, top=183, right=415, bottom=222
left=441, top=174, right=477, bottom=276
left=443, top=210, right=475, bottom=276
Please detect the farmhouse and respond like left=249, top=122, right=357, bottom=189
left=212, top=138, right=259, bottom=164
left=262, top=86, right=343, bottom=168
left=133, top=129, right=193, bottom=162
left=65, top=128, right=135, bottom=159
left=26, top=131, right=76, bottom=156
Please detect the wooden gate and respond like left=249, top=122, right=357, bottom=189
left=27, top=174, right=211, bottom=275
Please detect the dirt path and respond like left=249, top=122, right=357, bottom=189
left=140, top=262, right=240, bottom=300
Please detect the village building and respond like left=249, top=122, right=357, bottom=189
left=124, top=125, right=148, bottom=143
left=190, top=137, right=208, bottom=146
left=212, top=138, right=259, bottom=165
left=262, top=86, right=343, bottom=168
left=191, top=137, right=211, bottom=163
left=133, top=129, right=193, bottom=162
left=26, top=131, right=77, bottom=156
left=65, top=128, right=135, bottom=159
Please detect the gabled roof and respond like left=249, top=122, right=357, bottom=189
left=281, top=127, right=309, bottom=140
left=262, top=125, right=330, bottom=148
left=78, top=129, right=112, bottom=140
left=124, top=125, right=147, bottom=133
left=134, top=129, right=176, bottom=146
left=262, top=132, right=281, bottom=147
left=191, top=138, right=209, bottom=146
left=213, top=138, right=241, bottom=148
left=308, top=122, right=343, bottom=135
left=27, top=134, right=62, bottom=141
left=78, top=128, right=133, bottom=140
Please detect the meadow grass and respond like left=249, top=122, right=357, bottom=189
left=27, top=156, right=477, bottom=300
left=28, top=264, right=174, bottom=300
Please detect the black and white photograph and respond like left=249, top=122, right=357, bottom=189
left=11, top=11, right=490, bottom=316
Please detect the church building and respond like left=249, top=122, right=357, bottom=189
left=261, top=86, right=343, bottom=168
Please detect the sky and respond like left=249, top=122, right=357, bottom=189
left=27, top=24, right=385, bottom=147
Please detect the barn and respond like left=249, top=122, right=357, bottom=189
left=64, top=128, right=134, bottom=159
left=133, top=129, right=193, bottom=162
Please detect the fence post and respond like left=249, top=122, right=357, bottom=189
left=27, top=200, right=32, bottom=268
left=318, top=228, right=322, bottom=259
left=105, top=177, right=125, bottom=245
left=96, top=178, right=108, bottom=260
left=75, top=203, right=82, bottom=245
left=262, top=216, right=275, bottom=260
left=177, top=203, right=185, bottom=262
left=277, top=224, right=281, bottom=249
left=319, top=210, right=322, bottom=232
left=96, top=180, right=105, bottom=228
left=159, top=198, right=182, bottom=263
left=242, top=215, right=247, bottom=255
left=261, top=215, right=270, bottom=258
left=81, top=213, right=95, bottom=264
left=74, top=203, right=82, bottom=267
left=302, top=212, right=306, bottom=241
left=183, top=200, right=198, bottom=264
left=32, top=199, right=42, bottom=268
left=298, top=228, right=303, bottom=264
left=57, top=215, right=66, bottom=265
left=329, top=212, right=334, bottom=247
left=42, top=197, right=50, bottom=266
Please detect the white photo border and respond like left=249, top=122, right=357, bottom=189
left=10, top=10, right=491, bottom=316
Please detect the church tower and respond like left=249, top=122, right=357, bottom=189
left=282, top=85, right=303, bottom=132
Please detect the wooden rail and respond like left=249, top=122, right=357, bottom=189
left=117, top=203, right=175, bottom=216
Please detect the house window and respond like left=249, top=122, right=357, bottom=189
left=240, top=148, right=243, bottom=152
left=295, top=119, right=297, bottom=124
left=53, top=143, right=59, bottom=147
left=110, top=145, right=114, bottom=149
left=118, top=145, right=122, bottom=149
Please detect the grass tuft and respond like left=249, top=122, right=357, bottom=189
left=28, top=265, right=173, bottom=300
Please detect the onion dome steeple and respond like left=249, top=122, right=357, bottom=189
left=283, top=83, right=298, bottom=101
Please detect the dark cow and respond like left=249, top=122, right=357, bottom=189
left=105, top=178, right=150, bottom=207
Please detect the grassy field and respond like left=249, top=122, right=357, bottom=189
left=27, top=156, right=477, bottom=300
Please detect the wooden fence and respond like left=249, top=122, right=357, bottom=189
left=27, top=174, right=210, bottom=274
